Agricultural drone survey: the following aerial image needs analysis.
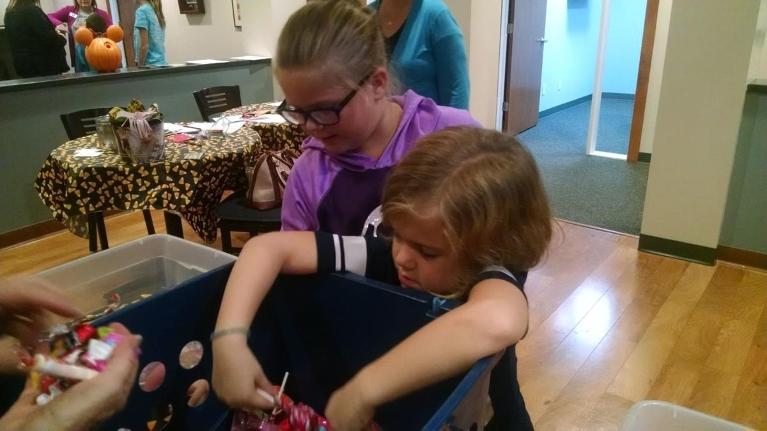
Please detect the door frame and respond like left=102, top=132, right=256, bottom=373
left=586, top=0, right=625, bottom=159
left=627, top=0, right=659, bottom=162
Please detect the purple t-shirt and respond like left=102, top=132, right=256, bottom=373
left=281, top=90, right=480, bottom=235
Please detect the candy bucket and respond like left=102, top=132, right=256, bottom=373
left=115, top=119, right=165, bottom=163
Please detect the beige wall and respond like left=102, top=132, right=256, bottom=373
left=467, top=0, right=503, bottom=129
left=441, top=0, right=504, bottom=129
left=443, top=0, right=470, bottom=56
left=640, top=0, right=759, bottom=248
left=748, top=0, right=767, bottom=79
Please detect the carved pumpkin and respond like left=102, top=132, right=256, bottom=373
left=74, top=27, right=94, bottom=46
left=106, top=25, right=124, bottom=43
left=76, top=24, right=124, bottom=73
left=84, top=37, right=122, bottom=72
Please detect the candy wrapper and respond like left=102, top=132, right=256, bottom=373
left=230, top=388, right=381, bottom=431
left=230, top=388, right=331, bottom=431
left=23, top=323, right=125, bottom=406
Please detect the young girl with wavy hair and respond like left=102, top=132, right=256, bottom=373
left=213, top=127, right=551, bottom=430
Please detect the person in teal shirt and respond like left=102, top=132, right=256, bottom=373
left=371, top=0, right=469, bottom=109
left=133, top=0, right=166, bottom=66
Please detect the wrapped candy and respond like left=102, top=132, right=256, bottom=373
left=25, top=323, right=124, bottom=405
left=231, top=388, right=329, bottom=431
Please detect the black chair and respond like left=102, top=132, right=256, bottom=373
left=60, top=107, right=111, bottom=141
left=60, top=108, right=156, bottom=252
left=214, top=193, right=281, bottom=255
left=193, top=86, right=242, bottom=121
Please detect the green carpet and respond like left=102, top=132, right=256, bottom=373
left=517, top=99, right=649, bottom=235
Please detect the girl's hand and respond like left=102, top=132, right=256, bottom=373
left=211, top=336, right=274, bottom=412
left=326, top=378, right=375, bottom=431
left=0, top=323, right=141, bottom=431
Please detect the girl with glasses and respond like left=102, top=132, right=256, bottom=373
left=274, top=0, right=479, bottom=236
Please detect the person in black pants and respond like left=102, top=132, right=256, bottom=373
left=4, top=0, right=69, bottom=78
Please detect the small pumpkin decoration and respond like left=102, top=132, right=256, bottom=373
left=106, top=25, right=124, bottom=43
left=76, top=24, right=124, bottom=73
left=74, top=26, right=93, bottom=46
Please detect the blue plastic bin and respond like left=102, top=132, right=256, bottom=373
left=91, top=266, right=497, bottom=430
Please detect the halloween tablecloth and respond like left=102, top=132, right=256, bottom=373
left=35, top=126, right=262, bottom=243
left=224, top=103, right=306, bottom=153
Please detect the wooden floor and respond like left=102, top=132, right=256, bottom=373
left=1, top=212, right=765, bottom=430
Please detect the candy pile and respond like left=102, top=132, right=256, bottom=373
left=22, top=323, right=124, bottom=406
left=231, top=389, right=332, bottom=431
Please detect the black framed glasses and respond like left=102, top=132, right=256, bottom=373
left=276, top=72, right=373, bottom=126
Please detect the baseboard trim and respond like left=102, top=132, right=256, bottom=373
left=638, top=234, right=717, bottom=266
left=602, top=92, right=636, bottom=100
left=0, top=219, right=65, bottom=249
left=717, top=246, right=767, bottom=270
left=638, top=152, right=652, bottom=163
left=0, top=210, right=125, bottom=249
left=539, top=95, right=592, bottom=118
left=747, top=82, right=767, bottom=94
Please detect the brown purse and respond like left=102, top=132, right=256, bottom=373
left=245, top=149, right=301, bottom=210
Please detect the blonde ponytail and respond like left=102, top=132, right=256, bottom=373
left=276, top=0, right=386, bottom=87
left=147, top=0, right=165, bottom=28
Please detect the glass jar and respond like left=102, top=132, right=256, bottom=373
left=95, top=115, right=117, bottom=152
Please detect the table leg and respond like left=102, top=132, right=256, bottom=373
left=96, top=213, right=109, bottom=250
left=164, top=211, right=184, bottom=238
left=142, top=210, right=156, bottom=234
left=87, top=214, right=98, bottom=253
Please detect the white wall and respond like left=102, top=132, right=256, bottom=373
left=239, top=0, right=304, bottom=99
left=539, top=0, right=601, bottom=111
left=162, top=0, right=247, bottom=64
left=640, top=0, right=759, bottom=248
left=602, top=0, right=646, bottom=94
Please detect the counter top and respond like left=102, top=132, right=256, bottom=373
left=0, top=57, right=271, bottom=94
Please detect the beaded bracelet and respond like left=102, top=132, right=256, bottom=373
left=210, top=327, right=250, bottom=342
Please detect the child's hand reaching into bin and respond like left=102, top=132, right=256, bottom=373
left=211, top=331, right=276, bottom=412
left=326, top=379, right=376, bottom=431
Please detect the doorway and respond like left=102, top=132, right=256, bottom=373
left=504, top=0, right=656, bottom=162
left=504, top=0, right=658, bottom=235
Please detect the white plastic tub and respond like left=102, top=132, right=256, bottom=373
left=620, top=401, right=751, bottom=431
left=37, top=234, right=235, bottom=315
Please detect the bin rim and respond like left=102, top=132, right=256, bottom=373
left=422, top=354, right=496, bottom=430
left=619, top=400, right=751, bottom=431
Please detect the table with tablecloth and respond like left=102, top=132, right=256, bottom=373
left=224, top=102, right=306, bottom=153
left=35, top=127, right=263, bottom=243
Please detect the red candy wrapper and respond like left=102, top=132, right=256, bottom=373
left=231, top=388, right=331, bottom=431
